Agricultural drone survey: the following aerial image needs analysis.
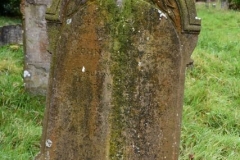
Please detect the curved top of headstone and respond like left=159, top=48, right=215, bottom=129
left=152, top=0, right=201, bottom=33
left=46, top=0, right=201, bottom=33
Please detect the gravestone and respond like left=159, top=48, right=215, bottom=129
left=0, top=25, right=23, bottom=46
left=221, top=0, right=229, bottom=9
left=36, top=0, right=200, bottom=159
left=205, top=0, right=210, bottom=8
left=21, top=0, right=51, bottom=95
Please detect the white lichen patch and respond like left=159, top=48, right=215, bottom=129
left=116, top=0, right=123, bottom=7
left=157, top=9, right=167, bottom=20
left=66, top=18, right=72, bottom=25
left=23, top=70, right=31, bottom=78
left=195, top=16, right=201, bottom=20
left=45, top=139, right=52, bottom=148
left=82, top=66, right=86, bottom=72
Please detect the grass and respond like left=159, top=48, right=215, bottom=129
left=0, top=16, right=21, bottom=27
left=0, top=46, right=45, bottom=160
left=180, top=3, right=240, bottom=160
left=0, top=3, right=239, bottom=160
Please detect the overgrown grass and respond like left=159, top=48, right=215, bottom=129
left=180, top=4, right=240, bottom=160
left=0, top=3, right=239, bottom=160
left=0, top=46, right=45, bottom=159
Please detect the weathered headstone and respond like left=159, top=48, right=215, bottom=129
left=221, top=0, right=229, bottom=9
left=205, top=0, right=210, bottom=8
left=22, top=0, right=51, bottom=95
left=36, top=0, right=200, bottom=159
left=0, top=25, right=23, bottom=46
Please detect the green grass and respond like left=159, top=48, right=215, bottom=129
left=0, top=16, right=21, bottom=27
left=0, top=46, right=45, bottom=160
left=0, top=3, right=240, bottom=160
left=180, top=4, right=240, bottom=160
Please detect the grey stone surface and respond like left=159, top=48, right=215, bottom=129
left=0, top=25, right=23, bottom=46
left=221, top=0, right=229, bottom=9
left=22, top=0, right=51, bottom=95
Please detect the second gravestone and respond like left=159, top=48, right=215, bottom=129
left=22, top=0, right=51, bottom=95
left=36, top=0, right=200, bottom=159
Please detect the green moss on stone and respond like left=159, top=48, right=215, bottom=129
left=100, top=0, right=139, bottom=159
